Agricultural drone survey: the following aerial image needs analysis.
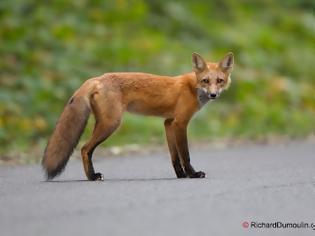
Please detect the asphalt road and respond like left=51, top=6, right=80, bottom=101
left=1, top=141, right=315, bottom=236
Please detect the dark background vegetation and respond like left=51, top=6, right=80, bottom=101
left=0, top=0, right=314, bottom=162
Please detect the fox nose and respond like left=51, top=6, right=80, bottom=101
left=210, top=93, right=217, bottom=98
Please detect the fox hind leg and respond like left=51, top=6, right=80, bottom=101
left=81, top=91, right=122, bottom=181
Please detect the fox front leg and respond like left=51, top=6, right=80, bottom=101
left=172, top=119, right=206, bottom=178
left=164, top=119, right=187, bottom=178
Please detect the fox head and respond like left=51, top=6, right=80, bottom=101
left=192, top=52, right=234, bottom=101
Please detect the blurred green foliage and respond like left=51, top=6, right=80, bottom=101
left=0, top=0, right=315, bottom=158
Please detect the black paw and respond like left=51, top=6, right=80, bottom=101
left=189, top=171, right=206, bottom=178
left=89, top=172, right=104, bottom=181
left=176, top=171, right=187, bottom=178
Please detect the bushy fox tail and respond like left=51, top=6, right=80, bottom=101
left=42, top=96, right=90, bottom=180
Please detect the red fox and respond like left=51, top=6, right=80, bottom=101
left=42, top=52, right=234, bottom=181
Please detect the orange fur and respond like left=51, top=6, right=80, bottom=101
left=42, top=52, right=234, bottom=180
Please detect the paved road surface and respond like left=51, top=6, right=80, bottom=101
left=1, top=141, right=315, bottom=236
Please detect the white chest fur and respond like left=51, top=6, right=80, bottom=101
left=197, top=88, right=211, bottom=108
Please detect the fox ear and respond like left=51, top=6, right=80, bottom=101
left=192, top=52, right=207, bottom=73
left=219, top=52, right=234, bottom=73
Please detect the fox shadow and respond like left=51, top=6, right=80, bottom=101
left=42, top=177, right=178, bottom=183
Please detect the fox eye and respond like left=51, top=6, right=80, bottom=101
left=202, top=78, right=209, bottom=83
left=217, top=78, right=224, bottom=83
